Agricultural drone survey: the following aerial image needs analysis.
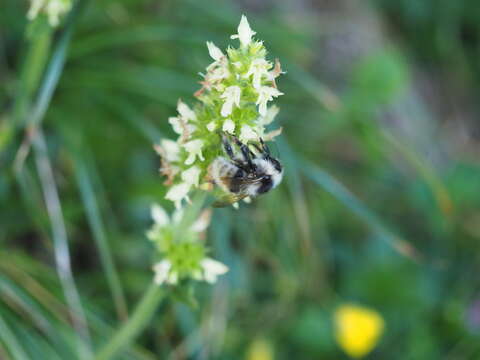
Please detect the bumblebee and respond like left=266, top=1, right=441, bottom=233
left=209, top=133, right=283, bottom=207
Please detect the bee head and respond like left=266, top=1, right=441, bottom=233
left=252, top=156, right=283, bottom=195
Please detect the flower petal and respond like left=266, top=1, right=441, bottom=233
left=165, top=183, right=191, bottom=209
left=177, top=100, right=196, bottom=122
left=206, top=41, right=224, bottom=61
left=230, top=15, right=256, bottom=47
left=151, top=204, right=170, bottom=227
left=191, top=209, right=212, bottom=233
left=220, top=86, right=241, bottom=117
left=222, top=119, right=235, bottom=134
left=206, top=121, right=217, bottom=132
left=184, top=139, right=205, bottom=165
left=181, top=166, right=201, bottom=187
left=153, top=260, right=172, bottom=285
left=201, top=258, right=229, bottom=283
left=239, top=125, right=258, bottom=143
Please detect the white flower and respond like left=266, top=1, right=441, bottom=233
left=165, top=182, right=191, bottom=209
left=206, top=41, right=224, bottom=62
left=207, top=66, right=230, bottom=83
left=256, top=86, right=284, bottom=116
left=177, top=100, right=196, bottom=122
left=239, top=125, right=258, bottom=143
left=155, top=139, right=180, bottom=162
left=184, top=139, right=205, bottom=165
left=151, top=204, right=169, bottom=228
left=181, top=166, right=201, bottom=187
left=206, top=121, right=217, bottom=132
left=191, top=209, right=212, bottom=233
left=27, top=0, right=45, bottom=20
left=245, top=58, right=272, bottom=89
left=28, top=0, right=71, bottom=27
left=153, top=260, right=178, bottom=285
left=168, top=117, right=183, bottom=135
left=222, top=119, right=235, bottom=134
left=200, top=258, right=229, bottom=284
left=231, top=15, right=256, bottom=47
left=220, top=86, right=241, bottom=117
left=47, top=0, right=70, bottom=26
left=260, top=105, right=279, bottom=126
left=255, top=105, right=279, bottom=137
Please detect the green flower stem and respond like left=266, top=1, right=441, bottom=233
left=95, top=284, right=165, bottom=360
left=12, top=19, right=53, bottom=127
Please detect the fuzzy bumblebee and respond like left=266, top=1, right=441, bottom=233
left=209, top=133, right=283, bottom=206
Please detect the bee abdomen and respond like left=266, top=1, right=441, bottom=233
left=210, top=157, right=240, bottom=193
left=229, top=168, right=245, bottom=193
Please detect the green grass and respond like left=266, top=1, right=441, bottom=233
left=2, top=0, right=480, bottom=359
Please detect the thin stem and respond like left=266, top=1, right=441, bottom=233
left=95, top=284, right=165, bottom=360
left=33, top=130, right=93, bottom=359
left=13, top=0, right=89, bottom=171
left=74, top=157, right=129, bottom=321
left=28, top=0, right=89, bottom=129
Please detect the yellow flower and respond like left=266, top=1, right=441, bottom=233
left=334, top=304, right=385, bottom=358
left=245, top=338, right=274, bottom=360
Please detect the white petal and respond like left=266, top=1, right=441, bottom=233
left=151, top=204, right=169, bottom=227
left=165, top=183, right=191, bottom=209
left=220, top=86, right=241, bottom=117
left=168, top=117, right=183, bottom=135
left=239, top=125, right=258, bottom=143
left=206, top=66, right=230, bottom=82
left=222, top=119, right=235, bottom=134
left=183, top=139, right=205, bottom=165
left=201, top=258, right=229, bottom=284
left=153, top=260, right=172, bottom=285
left=46, top=0, right=68, bottom=26
left=181, top=166, right=201, bottom=187
left=256, top=86, right=283, bottom=116
left=155, top=139, right=180, bottom=162
left=206, top=41, right=224, bottom=61
left=27, top=0, right=44, bottom=20
left=262, top=105, right=279, bottom=126
left=191, top=209, right=212, bottom=233
left=206, top=121, right=217, bottom=132
left=231, top=15, right=256, bottom=47
left=221, top=100, right=233, bottom=118
left=177, top=100, right=196, bottom=122
left=245, top=58, right=271, bottom=89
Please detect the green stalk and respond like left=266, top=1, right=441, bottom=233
left=12, top=18, right=53, bottom=127
left=74, top=156, right=129, bottom=321
left=95, top=284, right=165, bottom=360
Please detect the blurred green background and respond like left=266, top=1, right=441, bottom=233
left=2, top=0, right=480, bottom=359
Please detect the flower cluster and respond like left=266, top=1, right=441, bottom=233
left=155, top=15, right=284, bottom=209
left=27, top=0, right=72, bottom=27
left=147, top=204, right=228, bottom=286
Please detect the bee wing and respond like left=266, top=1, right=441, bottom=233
left=212, top=193, right=249, bottom=208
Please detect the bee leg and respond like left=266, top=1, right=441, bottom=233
left=253, top=139, right=271, bottom=159
left=221, top=134, right=236, bottom=160
left=232, top=136, right=255, bottom=171
left=259, top=138, right=270, bottom=155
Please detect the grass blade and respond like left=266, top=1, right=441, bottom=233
left=73, top=156, right=128, bottom=321
left=32, top=130, right=93, bottom=359
left=0, top=313, right=31, bottom=360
